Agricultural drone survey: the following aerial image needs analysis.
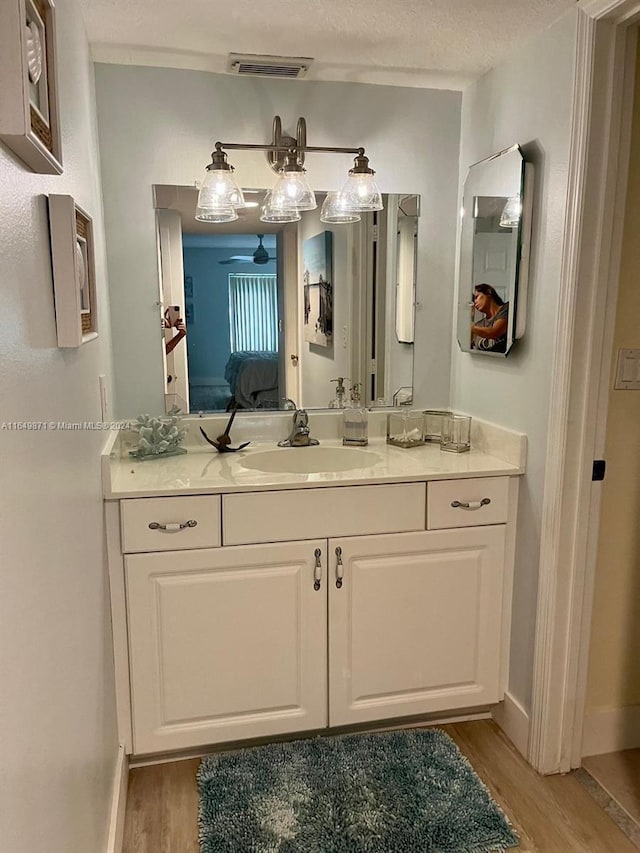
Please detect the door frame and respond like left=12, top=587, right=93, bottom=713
left=529, top=0, right=640, bottom=773
left=278, top=225, right=301, bottom=404
left=156, top=209, right=189, bottom=413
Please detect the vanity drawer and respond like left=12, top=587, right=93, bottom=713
left=121, top=496, right=221, bottom=553
left=427, top=477, right=509, bottom=529
left=222, top=483, right=426, bottom=545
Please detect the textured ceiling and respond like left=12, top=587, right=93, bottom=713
left=78, top=0, right=576, bottom=89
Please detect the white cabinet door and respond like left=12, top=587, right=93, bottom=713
left=328, top=527, right=506, bottom=727
left=126, top=540, right=327, bottom=753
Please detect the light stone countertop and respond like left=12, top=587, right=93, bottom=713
left=103, top=436, right=524, bottom=499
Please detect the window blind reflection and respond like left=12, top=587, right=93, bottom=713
left=228, top=273, right=278, bottom=352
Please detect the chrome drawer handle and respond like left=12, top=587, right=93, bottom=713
left=148, top=519, right=198, bottom=531
left=450, top=498, right=491, bottom=510
left=314, top=548, right=322, bottom=591
left=335, top=546, right=344, bottom=589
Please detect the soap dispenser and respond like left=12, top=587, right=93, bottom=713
left=342, top=383, right=368, bottom=446
left=328, top=377, right=348, bottom=409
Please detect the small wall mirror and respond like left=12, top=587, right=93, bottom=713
left=154, top=186, right=418, bottom=413
left=456, top=145, right=533, bottom=357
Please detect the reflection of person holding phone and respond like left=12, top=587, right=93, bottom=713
left=471, top=283, right=509, bottom=353
left=164, top=307, right=186, bottom=355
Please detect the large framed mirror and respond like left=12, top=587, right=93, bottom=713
left=456, top=145, right=533, bottom=357
left=155, top=186, right=418, bottom=413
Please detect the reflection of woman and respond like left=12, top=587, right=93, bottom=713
left=471, top=283, right=509, bottom=353
left=164, top=310, right=186, bottom=355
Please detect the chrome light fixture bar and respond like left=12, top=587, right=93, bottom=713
left=196, top=116, right=383, bottom=223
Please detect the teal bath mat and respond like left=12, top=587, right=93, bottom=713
left=197, top=728, right=519, bottom=852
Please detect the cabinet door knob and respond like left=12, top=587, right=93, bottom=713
left=335, top=546, right=344, bottom=589
left=450, top=498, right=491, bottom=510
left=314, top=548, right=322, bottom=591
left=148, top=519, right=198, bottom=531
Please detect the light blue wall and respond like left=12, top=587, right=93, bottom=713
left=94, top=66, right=461, bottom=417
left=451, top=8, right=578, bottom=711
left=182, top=238, right=276, bottom=382
left=0, top=0, right=118, bottom=850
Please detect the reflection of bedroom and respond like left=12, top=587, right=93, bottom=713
left=181, top=233, right=278, bottom=412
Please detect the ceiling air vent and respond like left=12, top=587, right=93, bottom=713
left=227, top=53, right=313, bottom=79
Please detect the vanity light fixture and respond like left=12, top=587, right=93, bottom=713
left=260, top=190, right=301, bottom=223
left=195, top=146, right=245, bottom=222
left=271, top=151, right=317, bottom=210
left=195, top=205, right=238, bottom=223
left=499, top=195, right=521, bottom=228
left=340, top=151, right=383, bottom=212
left=320, top=190, right=361, bottom=224
left=196, top=116, right=383, bottom=223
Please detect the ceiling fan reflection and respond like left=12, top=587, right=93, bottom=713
left=218, top=234, right=275, bottom=266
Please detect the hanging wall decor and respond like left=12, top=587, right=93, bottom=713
left=48, top=194, right=98, bottom=347
left=303, top=231, right=333, bottom=348
left=0, top=0, right=62, bottom=174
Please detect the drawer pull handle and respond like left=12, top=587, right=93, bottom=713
left=314, top=548, right=322, bottom=591
left=335, top=546, right=344, bottom=589
left=450, top=498, right=491, bottom=510
left=148, top=519, right=198, bottom=531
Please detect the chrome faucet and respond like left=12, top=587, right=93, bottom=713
left=278, top=408, right=320, bottom=447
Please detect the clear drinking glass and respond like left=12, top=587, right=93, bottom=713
left=440, top=414, right=472, bottom=453
left=423, top=409, right=452, bottom=443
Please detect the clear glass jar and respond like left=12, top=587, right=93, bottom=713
left=440, top=414, right=472, bottom=453
left=387, top=411, right=424, bottom=448
left=423, top=409, right=452, bottom=443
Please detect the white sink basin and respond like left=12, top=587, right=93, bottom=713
left=240, top=446, right=381, bottom=475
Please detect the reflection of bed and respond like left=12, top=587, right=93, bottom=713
left=224, top=351, right=279, bottom=410
left=188, top=378, right=231, bottom=412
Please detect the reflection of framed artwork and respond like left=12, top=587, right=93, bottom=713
left=48, top=195, right=98, bottom=347
left=302, top=231, right=333, bottom=347
left=185, top=301, right=194, bottom=325
left=0, top=0, right=63, bottom=174
left=184, top=275, right=193, bottom=298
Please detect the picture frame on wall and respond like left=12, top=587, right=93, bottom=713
left=302, top=231, right=333, bottom=348
left=48, top=194, right=98, bottom=347
left=0, top=0, right=63, bottom=174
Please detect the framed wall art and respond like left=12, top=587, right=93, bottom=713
left=302, top=231, right=333, bottom=347
left=48, top=194, right=98, bottom=347
left=0, top=0, right=62, bottom=174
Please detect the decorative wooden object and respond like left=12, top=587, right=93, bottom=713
left=0, top=0, right=62, bottom=174
left=48, top=194, right=98, bottom=347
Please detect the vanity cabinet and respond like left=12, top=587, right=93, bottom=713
left=328, top=527, right=506, bottom=727
left=125, top=540, right=328, bottom=754
left=107, top=473, right=518, bottom=755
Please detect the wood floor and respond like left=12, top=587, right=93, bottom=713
left=583, top=749, right=640, bottom=826
left=123, top=720, right=638, bottom=853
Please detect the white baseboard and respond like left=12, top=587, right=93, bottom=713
left=492, top=691, right=530, bottom=759
left=582, top=705, right=640, bottom=756
left=106, top=744, right=129, bottom=853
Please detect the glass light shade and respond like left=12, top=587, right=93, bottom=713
left=340, top=172, right=383, bottom=212
left=195, top=206, right=238, bottom=223
left=320, top=191, right=362, bottom=224
left=271, top=169, right=317, bottom=211
left=259, top=190, right=301, bottom=223
left=197, top=168, right=246, bottom=212
left=499, top=196, right=521, bottom=228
